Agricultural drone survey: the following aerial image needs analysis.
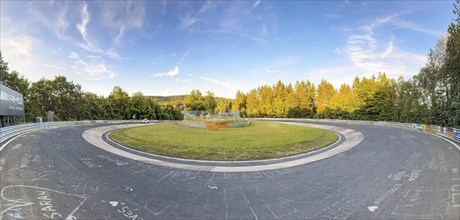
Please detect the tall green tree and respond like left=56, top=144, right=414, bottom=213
left=107, top=86, right=131, bottom=120
left=294, top=80, right=316, bottom=116
left=245, top=89, right=259, bottom=117
left=316, top=80, right=336, bottom=117
left=232, top=90, right=246, bottom=116
left=443, top=0, right=460, bottom=126
left=204, top=91, right=217, bottom=113
left=131, top=92, right=157, bottom=120
left=185, top=89, right=206, bottom=111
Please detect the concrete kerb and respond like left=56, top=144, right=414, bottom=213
left=82, top=121, right=364, bottom=172
left=104, top=130, right=343, bottom=165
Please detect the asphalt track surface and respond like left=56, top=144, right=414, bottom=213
left=0, top=120, right=459, bottom=219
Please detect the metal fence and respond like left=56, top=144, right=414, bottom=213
left=184, top=111, right=241, bottom=120
left=2, top=118, right=458, bottom=145
left=252, top=118, right=460, bottom=144
left=0, top=120, right=149, bottom=143
left=413, top=124, right=460, bottom=143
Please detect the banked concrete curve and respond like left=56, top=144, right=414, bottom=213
left=82, top=121, right=364, bottom=172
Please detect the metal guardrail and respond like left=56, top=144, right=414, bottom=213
left=413, top=124, right=460, bottom=143
left=2, top=118, right=458, bottom=145
left=251, top=118, right=460, bottom=144
left=0, top=120, right=150, bottom=143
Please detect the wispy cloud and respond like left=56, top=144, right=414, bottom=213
left=69, top=52, right=118, bottom=80
left=76, top=2, right=90, bottom=41
left=253, top=0, right=261, bottom=10
left=263, top=56, right=299, bottom=73
left=178, top=16, right=201, bottom=30
left=27, top=1, right=69, bottom=41
left=176, top=50, right=190, bottom=66
left=324, top=13, right=340, bottom=19
left=199, top=1, right=216, bottom=14
left=177, top=1, right=217, bottom=30
left=55, top=3, right=69, bottom=40
left=68, top=52, right=79, bottom=59
left=25, top=1, right=121, bottom=60
left=175, top=78, right=191, bottom=83
left=343, top=13, right=431, bottom=74
left=176, top=1, right=270, bottom=45
left=380, top=36, right=394, bottom=59
left=390, top=18, right=444, bottom=36
left=310, top=13, right=431, bottom=87
left=186, top=74, right=241, bottom=91
left=1, top=31, right=66, bottom=81
left=111, top=1, right=146, bottom=44
left=152, top=67, right=180, bottom=77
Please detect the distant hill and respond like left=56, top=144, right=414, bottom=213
left=150, top=95, right=188, bottom=103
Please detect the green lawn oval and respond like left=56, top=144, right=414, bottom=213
left=109, top=121, right=338, bottom=160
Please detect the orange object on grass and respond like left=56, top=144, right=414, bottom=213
left=206, top=124, right=228, bottom=130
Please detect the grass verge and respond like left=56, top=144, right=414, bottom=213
left=109, top=121, right=338, bottom=160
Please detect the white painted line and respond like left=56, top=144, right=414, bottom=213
left=424, top=132, right=460, bottom=151
left=452, top=193, right=460, bottom=203
left=368, top=206, right=378, bottom=212
left=453, top=185, right=460, bottom=192
left=0, top=133, right=26, bottom=152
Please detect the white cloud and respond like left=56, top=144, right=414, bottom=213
left=380, top=37, right=394, bottom=59
left=343, top=14, right=430, bottom=77
left=199, top=1, right=216, bottom=14
left=109, top=1, right=146, bottom=44
left=308, top=13, right=431, bottom=88
left=55, top=4, right=69, bottom=40
left=2, top=34, right=35, bottom=57
left=69, top=52, right=118, bottom=80
left=1, top=32, right=68, bottom=81
left=324, top=13, right=340, bottom=19
left=76, top=2, right=90, bottom=41
left=106, top=50, right=121, bottom=59
left=152, top=67, right=180, bottom=77
left=178, top=16, right=201, bottom=29
left=176, top=50, right=190, bottom=66
left=261, top=56, right=299, bottom=74
left=175, top=78, right=191, bottom=83
left=265, top=69, right=279, bottom=73
left=253, top=0, right=261, bottom=10
left=186, top=74, right=241, bottom=91
left=390, top=18, right=444, bottom=36
left=68, top=52, right=80, bottom=59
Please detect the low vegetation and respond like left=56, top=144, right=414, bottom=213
left=109, top=121, right=338, bottom=160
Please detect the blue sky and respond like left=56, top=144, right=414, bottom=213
left=0, top=0, right=453, bottom=98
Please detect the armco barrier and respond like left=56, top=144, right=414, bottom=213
left=0, top=122, right=79, bottom=143
left=177, top=121, right=206, bottom=128
left=252, top=118, right=459, bottom=144
left=2, top=118, right=458, bottom=146
left=413, top=123, right=460, bottom=143
left=0, top=120, right=149, bottom=143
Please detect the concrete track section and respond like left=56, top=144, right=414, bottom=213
left=0, top=121, right=459, bottom=219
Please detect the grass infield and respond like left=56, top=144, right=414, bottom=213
left=109, top=121, right=338, bottom=160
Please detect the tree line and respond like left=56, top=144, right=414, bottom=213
left=1, top=1, right=458, bottom=127
left=0, top=57, right=183, bottom=121
left=226, top=2, right=460, bottom=127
